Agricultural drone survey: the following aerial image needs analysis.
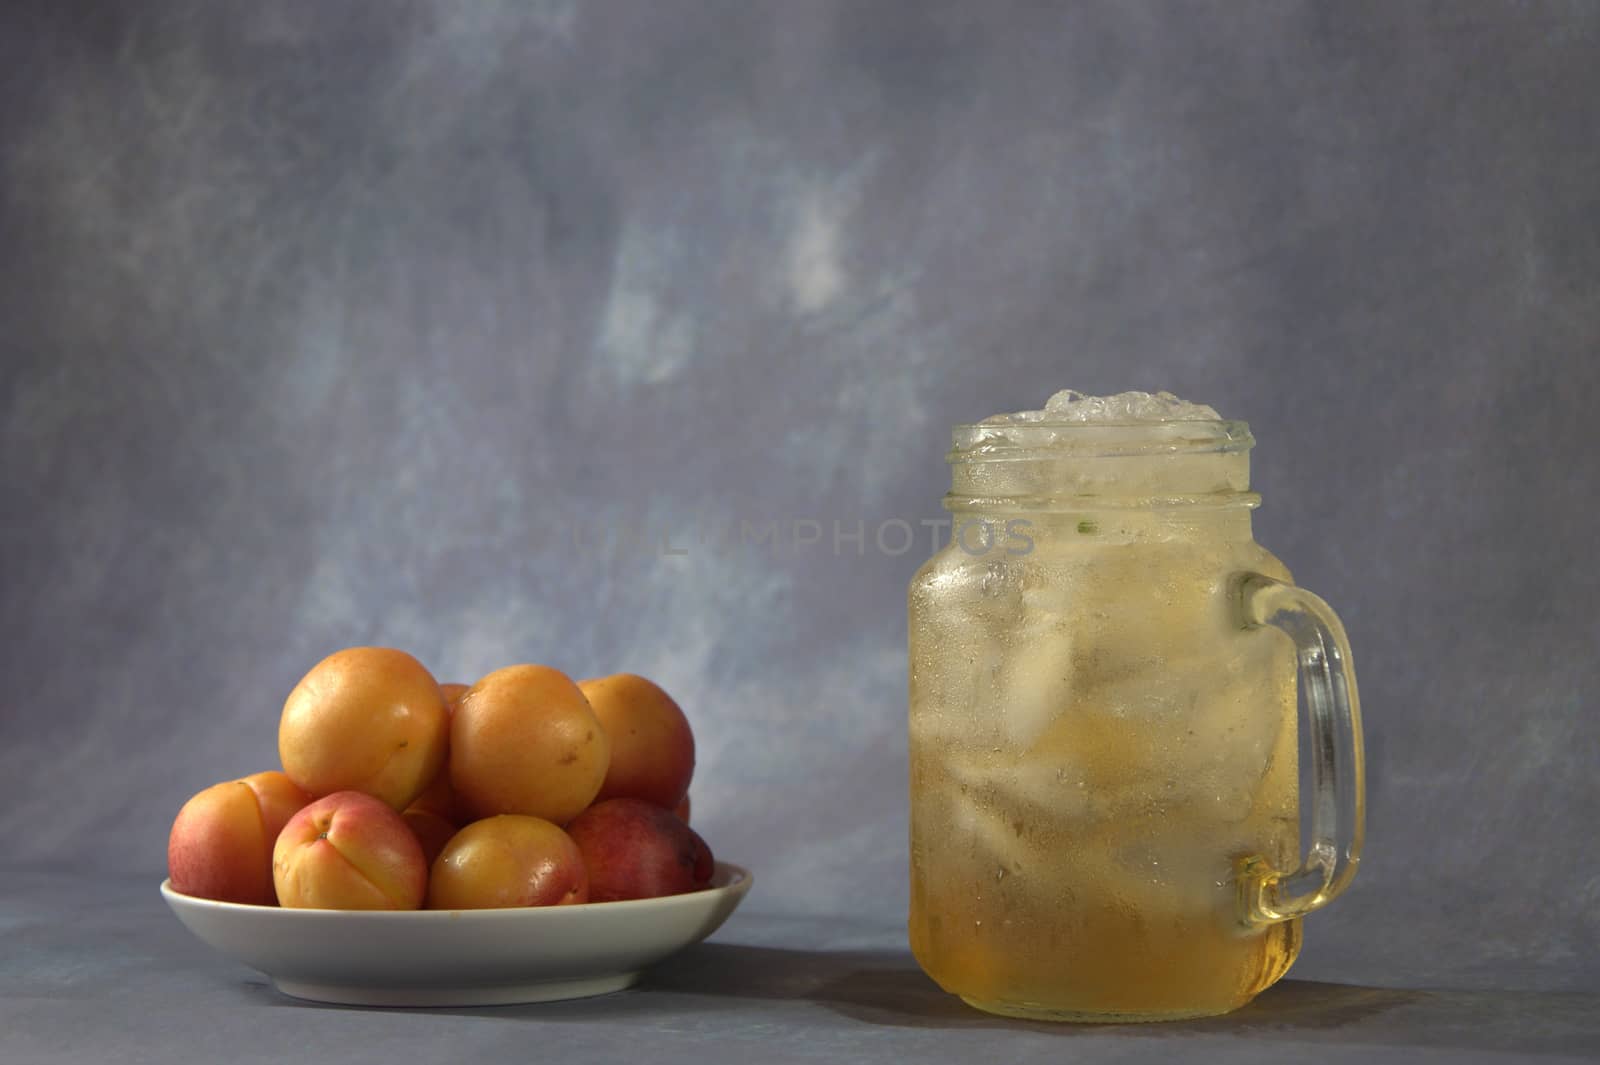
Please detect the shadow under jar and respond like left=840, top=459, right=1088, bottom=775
left=907, top=415, right=1364, bottom=1022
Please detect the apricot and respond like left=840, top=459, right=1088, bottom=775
left=403, top=807, right=458, bottom=867
left=674, top=795, right=691, bottom=823
left=580, top=673, right=695, bottom=810
left=427, top=815, right=588, bottom=909
left=278, top=647, right=450, bottom=810
left=402, top=769, right=462, bottom=866
left=241, top=771, right=314, bottom=837
left=565, top=798, right=714, bottom=902
left=272, top=790, right=427, bottom=910
left=407, top=768, right=463, bottom=822
left=167, top=771, right=311, bottom=905
left=450, top=665, right=609, bottom=825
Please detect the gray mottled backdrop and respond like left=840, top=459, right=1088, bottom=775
left=3, top=0, right=1596, bottom=994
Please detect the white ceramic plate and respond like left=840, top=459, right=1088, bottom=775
left=162, top=861, right=752, bottom=1007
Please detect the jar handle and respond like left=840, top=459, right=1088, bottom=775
left=1234, top=574, right=1366, bottom=925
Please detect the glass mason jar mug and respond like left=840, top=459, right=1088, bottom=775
left=907, top=407, right=1364, bottom=1022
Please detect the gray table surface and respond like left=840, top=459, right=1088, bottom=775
left=3, top=870, right=1596, bottom=1065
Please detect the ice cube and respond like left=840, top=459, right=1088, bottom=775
left=982, top=389, right=1223, bottom=425
left=991, top=582, right=1076, bottom=749
left=1173, top=668, right=1291, bottom=824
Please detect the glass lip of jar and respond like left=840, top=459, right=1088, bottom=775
left=943, top=491, right=1262, bottom=513
left=947, top=418, right=1255, bottom=462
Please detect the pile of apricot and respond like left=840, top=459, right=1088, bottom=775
left=167, top=648, right=713, bottom=910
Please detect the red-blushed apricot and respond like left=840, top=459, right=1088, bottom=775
left=565, top=798, right=714, bottom=902
left=272, top=791, right=427, bottom=910
left=168, top=771, right=311, bottom=905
